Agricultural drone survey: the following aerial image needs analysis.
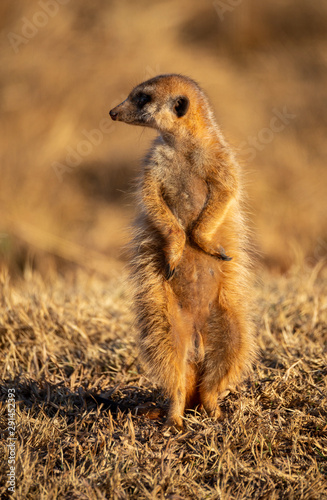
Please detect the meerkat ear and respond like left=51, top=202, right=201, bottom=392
left=173, top=96, right=189, bottom=117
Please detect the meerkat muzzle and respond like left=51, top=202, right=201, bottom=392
left=109, top=109, right=118, bottom=120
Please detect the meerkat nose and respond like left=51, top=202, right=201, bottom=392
left=109, top=109, right=118, bottom=120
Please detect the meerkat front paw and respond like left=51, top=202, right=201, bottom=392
left=165, top=263, right=176, bottom=281
left=192, top=228, right=232, bottom=261
left=164, top=248, right=183, bottom=280
left=164, top=228, right=186, bottom=280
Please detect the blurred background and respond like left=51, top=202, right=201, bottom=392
left=1, top=0, right=327, bottom=277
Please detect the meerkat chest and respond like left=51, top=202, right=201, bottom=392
left=159, top=155, right=208, bottom=229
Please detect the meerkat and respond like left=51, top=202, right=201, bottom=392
left=109, top=74, right=256, bottom=429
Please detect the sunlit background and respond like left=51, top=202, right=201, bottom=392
left=1, top=0, right=327, bottom=276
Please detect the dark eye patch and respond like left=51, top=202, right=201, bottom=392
left=134, top=92, right=151, bottom=108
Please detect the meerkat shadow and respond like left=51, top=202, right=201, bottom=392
left=85, top=386, right=168, bottom=422
left=86, top=386, right=232, bottom=426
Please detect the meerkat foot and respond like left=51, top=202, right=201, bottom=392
left=163, top=415, right=184, bottom=431
left=200, top=386, right=224, bottom=420
left=204, top=405, right=223, bottom=420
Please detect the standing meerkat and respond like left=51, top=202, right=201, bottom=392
left=109, top=74, right=256, bottom=429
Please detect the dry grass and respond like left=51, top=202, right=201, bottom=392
left=0, top=264, right=326, bottom=499
left=1, top=0, right=327, bottom=498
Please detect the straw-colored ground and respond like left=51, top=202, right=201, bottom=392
left=0, top=266, right=326, bottom=499
left=0, top=1, right=326, bottom=498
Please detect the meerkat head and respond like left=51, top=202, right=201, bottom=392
left=109, top=74, right=215, bottom=140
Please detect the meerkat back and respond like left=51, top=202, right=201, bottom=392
left=110, top=74, right=256, bottom=429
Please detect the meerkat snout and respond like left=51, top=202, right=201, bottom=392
left=109, top=109, right=118, bottom=120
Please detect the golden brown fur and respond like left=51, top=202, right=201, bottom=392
left=109, top=74, right=257, bottom=429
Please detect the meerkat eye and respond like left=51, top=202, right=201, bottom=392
left=173, top=96, right=189, bottom=117
left=135, top=93, right=151, bottom=108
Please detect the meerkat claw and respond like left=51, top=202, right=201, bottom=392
left=216, top=246, right=232, bottom=261
left=165, top=263, right=176, bottom=281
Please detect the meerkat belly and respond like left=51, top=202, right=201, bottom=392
left=170, top=245, right=221, bottom=331
left=161, top=171, right=219, bottom=328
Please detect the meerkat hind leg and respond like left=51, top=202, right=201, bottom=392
left=165, top=386, right=186, bottom=430
left=165, top=363, right=200, bottom=429
left=200, top=300, right=247, bottom=420
left=163, top=298, right=200, bottom=430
